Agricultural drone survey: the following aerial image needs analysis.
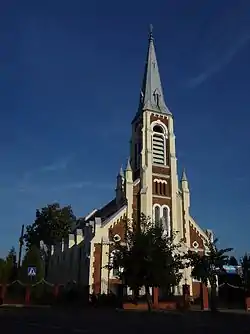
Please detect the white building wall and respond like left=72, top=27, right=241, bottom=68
left=47, top=227, right=92, bottom=286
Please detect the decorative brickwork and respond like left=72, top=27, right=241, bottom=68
left=152, top=165, right=170, bottom=175
left=150, top=113, right=169, bottom=126
left=189, top=222, right=205, bottom=250
left=152, top=196, right=171, bottom=208
left=108, top=216, right=127, bottom=242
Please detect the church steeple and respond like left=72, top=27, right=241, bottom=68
left=139, top=25, right=171, bottom=115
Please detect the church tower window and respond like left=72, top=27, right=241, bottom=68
left=153, top=179, right=168, bottom=196
left=152, top=124, right=166, bottom=165
left=154, top=205, right=160, bottom=224
left=153, top=204, right=170, bottom=235
left=162, top=206, right=170, bottom=235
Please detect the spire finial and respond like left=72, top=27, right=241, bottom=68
left=149, top=24, right=154, bottom=40
left=125, top=158, right=132, bottom=171
left=181, top=168, right=188, bottom=182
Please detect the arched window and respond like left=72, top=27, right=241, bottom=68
left=152, top=205, right=171, bottom=235
left=153, top=179, right=168, bottom=196
left=152, top=124, right=167, bottom=165
left=163, top=183, right=166, bottom=196
left=154, top=205, right=160, bottom=224
left=159, top=182, right=162, bottom=195
left=162, top=206, right=170, bottom=235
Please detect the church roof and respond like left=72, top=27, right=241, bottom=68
left=138, top=25, right=171, bottom=115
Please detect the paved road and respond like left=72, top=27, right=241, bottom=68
left=1, top=307, right=250, bottom=333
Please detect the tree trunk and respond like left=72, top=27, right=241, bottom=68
left=145, top=285, right=152, bottom=312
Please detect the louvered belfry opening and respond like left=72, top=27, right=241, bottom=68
left=152, top=125, right=165, bottom=165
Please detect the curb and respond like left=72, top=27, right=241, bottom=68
left=0, top=304, right=51, bottom=308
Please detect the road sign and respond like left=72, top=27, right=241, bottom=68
left=28, top=266, right=36, bottom=277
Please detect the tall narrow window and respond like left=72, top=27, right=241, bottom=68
left=152, top=125, right=165, bottom=165
left=163, top=183, right=166, bottom=196
left=162, top=207, right=169, bottom=235
left=154, top=206, right=160, bottom=224
left=153, top=205, right=171, bottom=235
left=110, top=250, right=120, bottom=277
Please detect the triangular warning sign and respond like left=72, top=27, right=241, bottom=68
left=28, top=267, right=36, bottom=276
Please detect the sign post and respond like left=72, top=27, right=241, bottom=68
left=26, top=267, right=36, bottom=305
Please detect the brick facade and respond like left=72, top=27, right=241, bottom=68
left=189, top=223, right=205, bottom=250
left=108, top=216, right=127, bottom=242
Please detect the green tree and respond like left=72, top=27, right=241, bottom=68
left=228, top=256, right=238, bottom=266
left=4, top=247, right=17, bottom=282
left=0, top=258, right=6, bottom=283
left=109, top=215, right=184, bottom=311
left=0, top=248, right=18, bottom=284
left=19, top=245, right=44, bottom=284
left=24, top=203, right=76, bottom=277
left=185, top=238, right=232, bottom=312
left=240, top=254, right=250, bottom=294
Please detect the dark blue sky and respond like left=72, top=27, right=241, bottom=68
left=0, top=0, right=250, bottom=258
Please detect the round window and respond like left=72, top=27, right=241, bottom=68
left=113, top=234, right=121, bottom=242
left=192, top=241, right=199, bottom=249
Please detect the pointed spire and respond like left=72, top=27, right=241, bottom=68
left=181, top=168, right=188, bottom=182
left=139, top=25, right=171, bottom=115
left=125, top=158, right=132, bottom=171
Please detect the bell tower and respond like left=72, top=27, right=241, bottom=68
left=130, top=26, right=180, bottom=237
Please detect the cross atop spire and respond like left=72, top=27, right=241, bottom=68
left=138, top=25, right=171, bottom=115
left=149, top=24, right=153, bottom=40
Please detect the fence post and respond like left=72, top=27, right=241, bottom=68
left=25, top=286, right=30, bottom=305
left=54, top=284, right=59, bottom=299
left=200, top=283, right=209, bottom=311
left=152, top=287, right=159, bottom=309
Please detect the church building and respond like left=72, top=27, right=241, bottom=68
left=47, top=28, right=213, bottom=298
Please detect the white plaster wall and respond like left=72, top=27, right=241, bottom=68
left=47, top=227, right=91, bottom=286
left=140, top=111, right=152, bottom=218
left=168, top=116, right=179, bottom=241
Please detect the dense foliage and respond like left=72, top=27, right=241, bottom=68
left=0, top=247, right=17, bottom=283
left=109, top=214, right=184, bottom=310
left=185, top=238, right=232, bottom=311
left=24, top=203, right=77, bottom=276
